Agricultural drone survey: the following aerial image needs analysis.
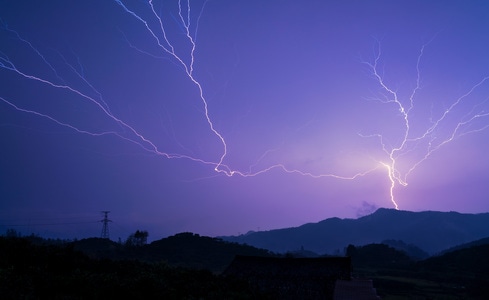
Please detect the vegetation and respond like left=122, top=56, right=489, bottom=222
left=0, top=235, right=265, bottom=299
left=347, top=243, right=489, bottom=299
left=125, top=229, right=149, bottom=247
left=2, top=229, right=489, bottom=299
left=72, top=232, right=275, bottom=273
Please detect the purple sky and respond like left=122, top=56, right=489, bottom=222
left=1, top=0, right=489, bottom=241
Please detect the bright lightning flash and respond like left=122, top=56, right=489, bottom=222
left=363, top=40, right=489, bottom=209
left=1, top=2, right=489, bottom=210
left=0, top=0, right=379, bottom=181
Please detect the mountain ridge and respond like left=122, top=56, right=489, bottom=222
left=221, top=208, right=489, bottom=255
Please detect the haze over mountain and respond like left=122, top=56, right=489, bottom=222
left=222, top=208, right=489, bottom=255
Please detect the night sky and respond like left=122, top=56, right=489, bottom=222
left=1, top=0, right=489, bottom=240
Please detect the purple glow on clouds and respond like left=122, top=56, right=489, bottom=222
left=1, top=0, right=489, bottom=240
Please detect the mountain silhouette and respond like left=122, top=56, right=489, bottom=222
left=72, top=232, right=274, bottom=272
left=438, top=236, right=489, bottom=256
left=222, top=208, right=489, bottom=255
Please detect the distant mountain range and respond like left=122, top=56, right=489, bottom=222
left=221, top=208, right=489, bottom=255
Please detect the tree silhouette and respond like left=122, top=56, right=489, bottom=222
left=125, top=230, right=148, bottom=247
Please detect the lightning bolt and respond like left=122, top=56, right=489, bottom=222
left=114, top=0, right=232, bottom=174
left=362, top=39, right=489, bottom=209
left=0, top=1, right=380, bottom=181
left=2, top=2, right=489, bottom=212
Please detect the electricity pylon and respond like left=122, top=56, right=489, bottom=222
left=100, top=211, right=112, bottom=239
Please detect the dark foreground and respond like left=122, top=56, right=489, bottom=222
left=2, top=235, right=489, bottom=299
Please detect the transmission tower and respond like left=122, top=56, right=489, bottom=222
left=100, top=211, right=112, bottom=239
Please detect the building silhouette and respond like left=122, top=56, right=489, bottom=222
left=224, top=255, right=379, bottom=299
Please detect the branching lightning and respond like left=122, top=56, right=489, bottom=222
left=363, top=40, right=489, bottom=209
left=0, top=1, right=378, bottom=180
left=2, top=1, right=489, bottom=210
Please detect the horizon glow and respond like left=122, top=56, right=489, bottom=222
left=1, top=0, right=489, bottom=239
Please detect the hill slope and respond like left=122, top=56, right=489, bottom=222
left=222, top=208, right=489, bottom=255
left=438, top=236, right=489, bottom=255
left=73, top=232, right=274, bottom=272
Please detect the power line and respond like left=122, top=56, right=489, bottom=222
left=0, top=221, right=98, bottom=227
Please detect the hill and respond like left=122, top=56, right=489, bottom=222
left=72, top=232, right=275, bottom=273
left=344, top=242, right=489, bottom=298
left=438, top=236, right=489, bottom=255
left=222, top=208, right=489, bottom=255
left=3, top=232, right=489, bottom=298
left=0, top=236, right=262, bottom=298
